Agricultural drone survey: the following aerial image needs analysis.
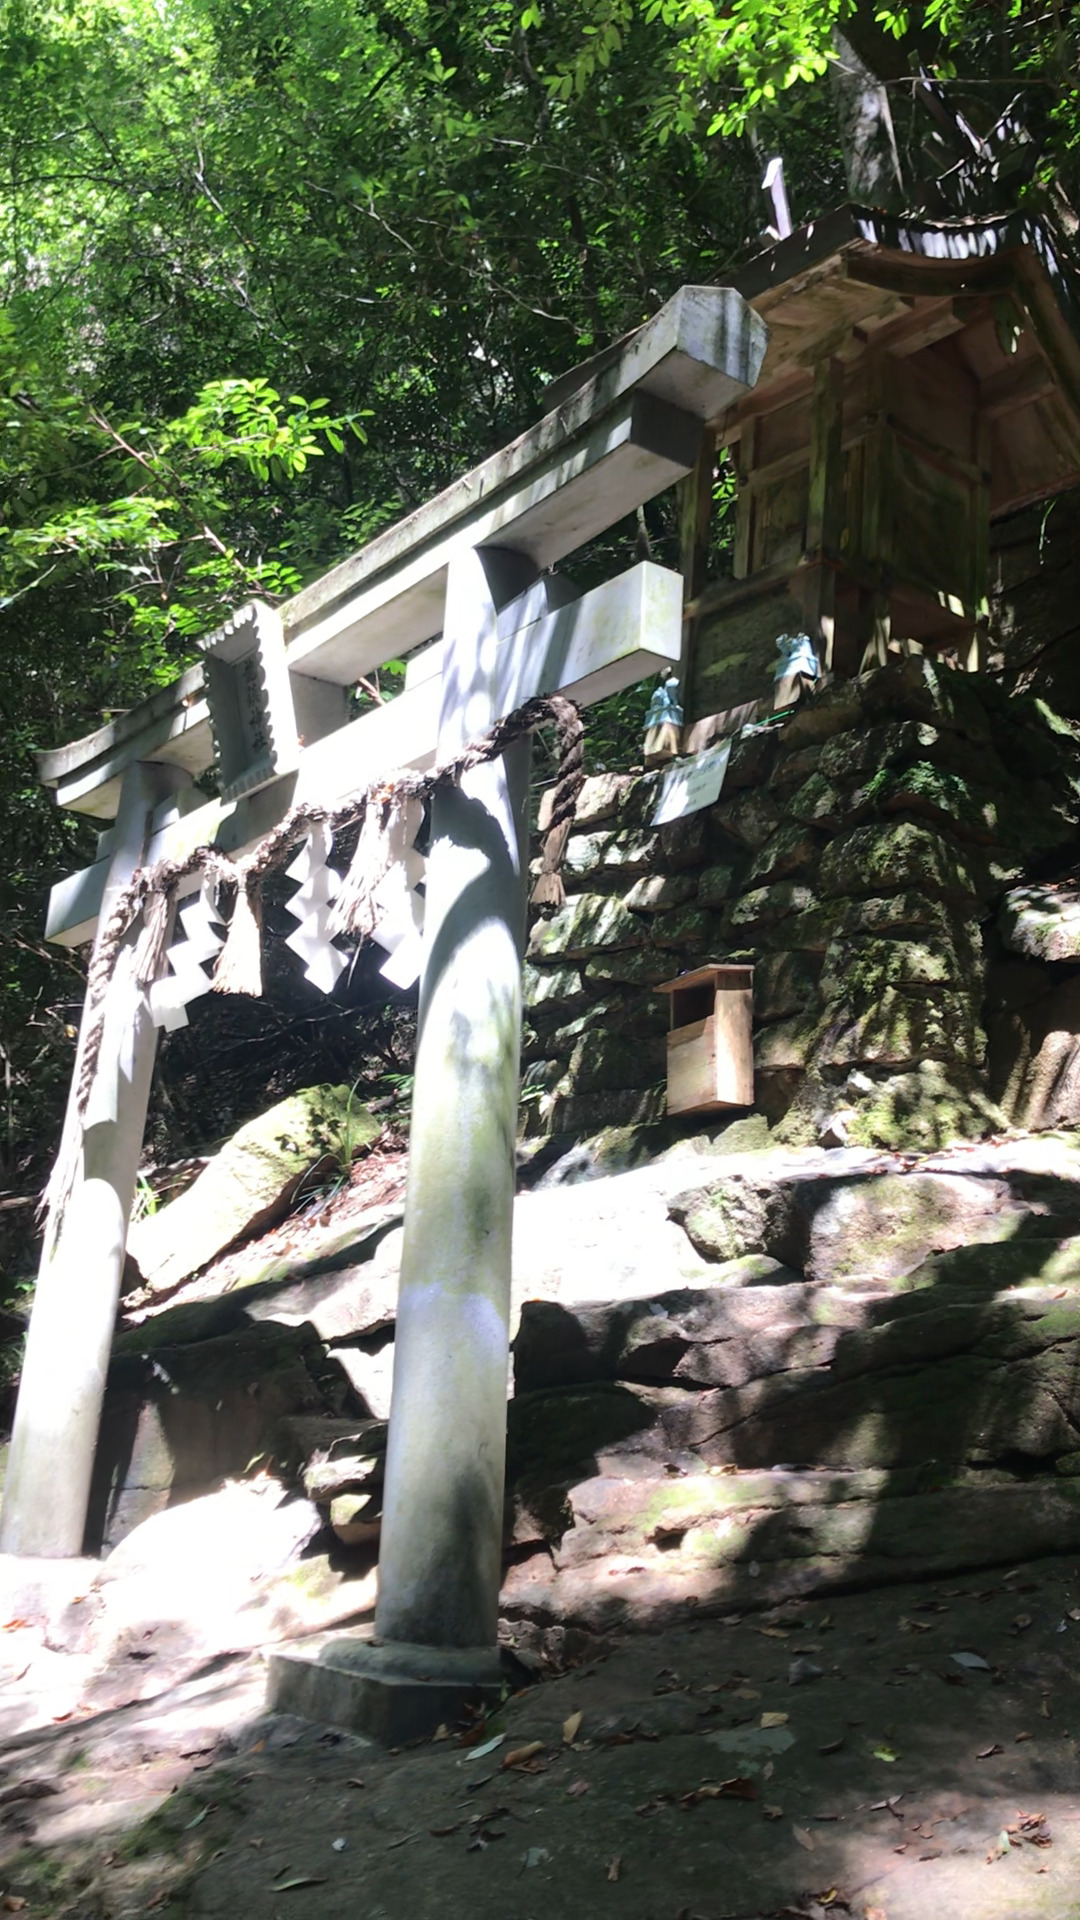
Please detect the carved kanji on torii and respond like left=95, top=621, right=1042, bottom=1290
left=0, top=283, right=768, bottom=1693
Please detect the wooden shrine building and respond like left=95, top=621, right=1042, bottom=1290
left=550, top=207, right=1080, bottom=731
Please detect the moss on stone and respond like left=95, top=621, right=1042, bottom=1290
left=724, top=881, right=819, bottom=933
left=819, top=820, right=978, bottom=902
left=747, top=822, right=823, bottom=885
left=835, top=893, right=979, bottom=944
left=527, top=892, right=648, bottom=962
left=820, top=935, right=966, bottom=1005
left=565, top=1030, right=665, bottom=1096
left=753, top=950, right=823, bottom=1020
left=623, top=872, right=697, bottom=914
left=820, top=989, right=984, bottom=1072
left=785, top=771, right=845, bottom=829
left=698, top=862, right=738, bottom=909
left=651, top=904, right=715, bottom=951
left=844, top=1063, right=1003, bottom=1151
left=585, top=948, right=679, bottom=988
left=506, top=1382, right=656, bottom=1484
left=754, top=1008, right=824, bottom=1071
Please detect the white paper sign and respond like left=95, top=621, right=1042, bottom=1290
left=651, top=738, right=732, bottom=826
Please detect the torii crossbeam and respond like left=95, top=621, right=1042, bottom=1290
left=0, top=285, right=765, bottom=1698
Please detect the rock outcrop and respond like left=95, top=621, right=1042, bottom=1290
left=127, top=1085, right=378, bottom=1295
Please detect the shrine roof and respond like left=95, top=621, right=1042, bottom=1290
left=548, top=205, right=1080, bottom=413
left=549, top=206, right=1080, bottom=526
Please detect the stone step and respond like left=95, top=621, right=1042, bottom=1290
left=500, top=1467, right=1080, bottom=1633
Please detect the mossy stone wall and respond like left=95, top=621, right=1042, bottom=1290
left=523, top=655, right=1080, bottom=1150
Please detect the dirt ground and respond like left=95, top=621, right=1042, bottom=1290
left=1, top=1553, right=1079, bottom=1920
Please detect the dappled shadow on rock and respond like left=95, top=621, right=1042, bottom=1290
left=500, top=1149, right=1080, bottom=1639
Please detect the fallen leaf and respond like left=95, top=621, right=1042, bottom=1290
left=818, top=1738, right=845, bottom=1756
left=755, top=1626, right=790, bottom=1640
left=1010, top=1614, right=1033, bottom=1634
left=733, top=1686, right=760, bottom=1700
left=346, top=1777, right=365, bottom=1789
left=873, top=1747, right=899, bottom=1764
left=2, top=1900, right=28, bottom=1913
left=521, top=1846, right=550, bottom=1869
left=763, top=1804, right=784, bottom=1820
left=430, top=1822, right=465, bottom=1837
left=607, top=1857, right=621, bottom=1883
left=761, top=1712, right=789, bottom=1729
left=566, top=1780, right=590, bottom=1798
left=184, top=1807, right=211, bottom=1830
left=976, top=1744, right=1004, bottom=1760
left=950, top=1651, right=990, bottom=1672
left=987, top=1830, right=1011, bottom=1864
left=919, top=1847, right=943, bottom=1861
left=272, top=1873, right=329, bottom=1891
left=386, top=1832, right=420, bottom=1851
left=502, top=1742, right=545, bottom=1770
left=793, top=1825, right=816, bottom=1851
left=1039, top=1697, right=1051, bottom=1718
left=682, top=1777, right=758, bottom=1805
left=432, top=1724, right=450, bottom=1742
left=562, top=1710, right=583, bottom=1745
left=1007, top=1810, right=1052, bottom=1848
left=464, top=1734, right=505, bottom=1762
left=1015, top=1731, right=1034, bottom=1743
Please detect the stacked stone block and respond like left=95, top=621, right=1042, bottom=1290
left=524, top=655, right=1080, bottom=1149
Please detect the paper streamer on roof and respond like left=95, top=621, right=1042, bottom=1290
left=149, top=876, right=226, bottom=1031
left=284, top=821, right=349, bottom=994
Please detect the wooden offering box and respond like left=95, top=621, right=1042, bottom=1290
left=657, top=964, right=754, bottom=1115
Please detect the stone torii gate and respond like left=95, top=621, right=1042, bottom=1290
left=0, top=284, right=765, bottom=1715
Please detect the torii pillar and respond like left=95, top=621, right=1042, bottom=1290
left=0, top=760, right=189, bottom=1558
left=374, top=545, right=536, bottom=1650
